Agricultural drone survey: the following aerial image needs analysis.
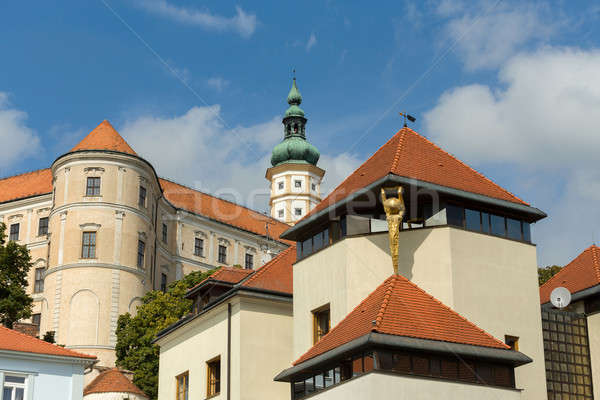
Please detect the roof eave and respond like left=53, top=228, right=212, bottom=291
left=274, top=332, right=531, bottom=382
left=281, top=174, right=546, bottom=241
left=541, top=282, right=600, bottom=308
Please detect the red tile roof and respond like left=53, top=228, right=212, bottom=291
left=159, top=178, right=292, bottom=244
left=188, top=266, right=253, bottom=293
left=242, top=245, right=296, bottom=294
left=0, top=168, right=52, bottom=204
left=70, top=120, right=137, bottom=156
left=84, top=368, right=147, bottom=397
left=305, top=127, right=527, bottom=220
left=0, top=325, right=97, bottom=360
left=540, top=245, right=600, bottom=304
left=294, top=274, right=508, bottom=365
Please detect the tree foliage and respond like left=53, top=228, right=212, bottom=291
left=0, top=223, right=33, bottom=328
left=116, top=269, right=215, bottom=399
left=538, top=265, right=563, bottom=286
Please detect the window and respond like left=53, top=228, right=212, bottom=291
left=294, top=180, right=302, bottom=188
left=490, top=214, right=505, bottom=237
left=31, top=313, right=41, bottom=333
left=161, top=273, right=167, bottom=292
left=162, top=223, right=168, bottom=244
left=207, top=357, right=221, bottom=397
left=505, top=335, right=519, bottom=351
left=34, top=268, right=44, bottom=293
left=313, top=305, right=330, bottom=344
left=465, top=209, right=481, bottom=231
left=3, top=375, right=26, bottom=400
left=9, top=223, right=19, bottom=241
left=278, top=181, right=284, bottom=190
left=176, top=372, right=188, bottom=400
left=86, top=177, right=101, bottom=196
left=81, top=232, right=96, bottom=259
left=445, top=204, right=464, bottom=227
left=194, top=238, right=204, bottom=257
left=506, top=218, right=521, bottom=240
left=218, top=245, right=227, bottom=264
left=295, top=208, right=302, bottom=216
left=245, top=253, right=254, bottom=269
left=278, top=209, right=284, bottom=218
left=138, top=186, right=147, bottom=207
left=137, top=240, right=145, bottom=268
left=38, top=217, right=49, bottom=236
left=311, top=183, right=316, bottom=191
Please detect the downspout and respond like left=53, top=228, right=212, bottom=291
left=227, top=303, right=231, bottom=400
left=152, top=193, right=161, bottom=289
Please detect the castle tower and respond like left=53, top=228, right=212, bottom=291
left=266, top=78, right=325, bottom=224
left=43, top=121, right=156, bottom=372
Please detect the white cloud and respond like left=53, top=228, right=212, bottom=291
left=135, top=1, right=257, bottom=38
left=441, top=2, right=554, bottom=70
left=423, top=47, right=600, bottom=266
left=0, top=93, right=41, bottom=171
left=306, top=33, right=317, bottom=52
left=207, top=77, right=230, bottom=92
left=121, top=106, right=359, bottom=213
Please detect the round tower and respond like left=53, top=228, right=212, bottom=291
left=266, top=78, right=325, bottom=224
left=42, top=121, right=158, bottom=373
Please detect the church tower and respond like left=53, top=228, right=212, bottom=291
left=266, top=78, right=325, bottom=224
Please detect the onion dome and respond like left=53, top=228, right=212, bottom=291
left=271, top=77, right=320, bottom=167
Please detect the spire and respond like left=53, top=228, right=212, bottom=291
left=270, top=76, right=320, bottom=167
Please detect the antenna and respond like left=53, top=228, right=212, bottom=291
left=399, top=111, right=416, bottom=127
left=550, top=287, right=572, bottom=309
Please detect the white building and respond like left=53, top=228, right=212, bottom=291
left=0, top=325, right=96, bottom=400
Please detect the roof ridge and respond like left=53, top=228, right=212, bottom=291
left=406, top=128, right=527, bottom=205
left=591, top=245, right=600, bottom=282
left=390, top=128, right=407, bottom=172
left=374, top=276, right=396, bottom=330
left=241, top=245, right=295, bottom=287
left=0, top=325, right=96, bottom=359
left=159, top=177, right=288, bottom=227
left=0, top=167, right=51, bottom=182
left=395, top=274, right=509, bottom=349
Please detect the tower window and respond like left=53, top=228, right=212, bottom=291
left=295, top=180, right=302, bottom=188
left=245, top=253, right=254, bottom=269
left=86, top=177, right=101, bottom=196
left=218, top=245, right=227, bottom=264
left=311, top=183, right=316, bottom=191
left=295, top=208, right=302, bottom=216
left=81, top=232, right=96, bottom=259
left=38, top=217, right=49, bottom=236
left=278, top=181, right=284, bottom=190
left=278, top=209, right=284, bottom=218
left=138, top=186, right=147, bottom=207
left=9, top=223, right=19, bottom=241
left=161, top=273, right=167, bottom=292
left=162, top=223, right=168, bottom=244
left=195, top=238, right=204, bottom=257
left=137, top=240, right=145, bottom=268
left=34, top=267, right=45, bottom=293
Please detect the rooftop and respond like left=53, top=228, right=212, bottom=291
left=84, top=368, right=147, bottom=397
left=540, top=244, right=600, bottom=304
left=70, top=120, right=137, bottom=156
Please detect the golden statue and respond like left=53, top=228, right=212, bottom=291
left=381, top=186, right=405, bottom=274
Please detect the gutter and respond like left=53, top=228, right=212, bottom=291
left=281, top=174, right=547, bottom=241
left=274, top=332, right=532, bottom=382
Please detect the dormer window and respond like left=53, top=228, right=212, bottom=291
left=86, top=177, right=101, bottom=196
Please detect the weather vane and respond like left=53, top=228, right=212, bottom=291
left=399, top=111, right=416, bottom=127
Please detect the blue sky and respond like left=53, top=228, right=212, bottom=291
left=1, top=0, right=599, bottom=267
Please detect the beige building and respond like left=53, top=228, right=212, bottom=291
left=155, top=124, right=553, bottom=400
left=0, top=120, right=290, bottom=378
left=266, top=78, right=325, bottom=224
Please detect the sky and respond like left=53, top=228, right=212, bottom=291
left=0, top=0, right=599, bottom=267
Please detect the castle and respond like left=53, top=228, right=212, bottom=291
left=0, top=79, right=324, bottom=375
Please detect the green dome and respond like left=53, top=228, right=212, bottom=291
left=285, top=104, right=305, bottom=118
left=271, top=136, right=320, bottom=167
left=287, top=78, right=302, bottom=105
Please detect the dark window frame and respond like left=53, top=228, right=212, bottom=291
left=194, top=238, right=204, bottom=257
left=86, top=177, right=101, bottom=196
left=137, top=240, right=146, bottom=268
left=34, top=267, right=45, bottom=293
left=162, top=223, right=168, bottom=244
left=160, top=273, right=167, bottom=292
left=138, top=186, right=147, bottom=207
left=245, top=253, right=254, bottom=269
left=218, top=245, right=227, bottom=264
left=38, top=217, right=49, bottom=236
left=81, top=231, right=96, bottom=259
left=9, top=223, right=19, bottom=241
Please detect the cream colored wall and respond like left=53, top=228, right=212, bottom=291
left=267, top=165, right=323, bottom=224
left=157, top=300, right=233, bottom=400
left=307, top=371, right=522, bottom=400
left=239, top=296, right=293, bottom=400
left=587, top=312, right=600, bottom=399
left=293, top=227, right=546, bottom=399
left=293, top=234, right=394, bottom=358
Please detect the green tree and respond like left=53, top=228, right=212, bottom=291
left=116, top=269, right=215, bottom=399
left=0, top=223, right=33, bottom=328
left=538, top=265, right=563, bottom=286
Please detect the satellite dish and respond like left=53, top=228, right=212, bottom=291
left=550, top=287, right=571, bottom=309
